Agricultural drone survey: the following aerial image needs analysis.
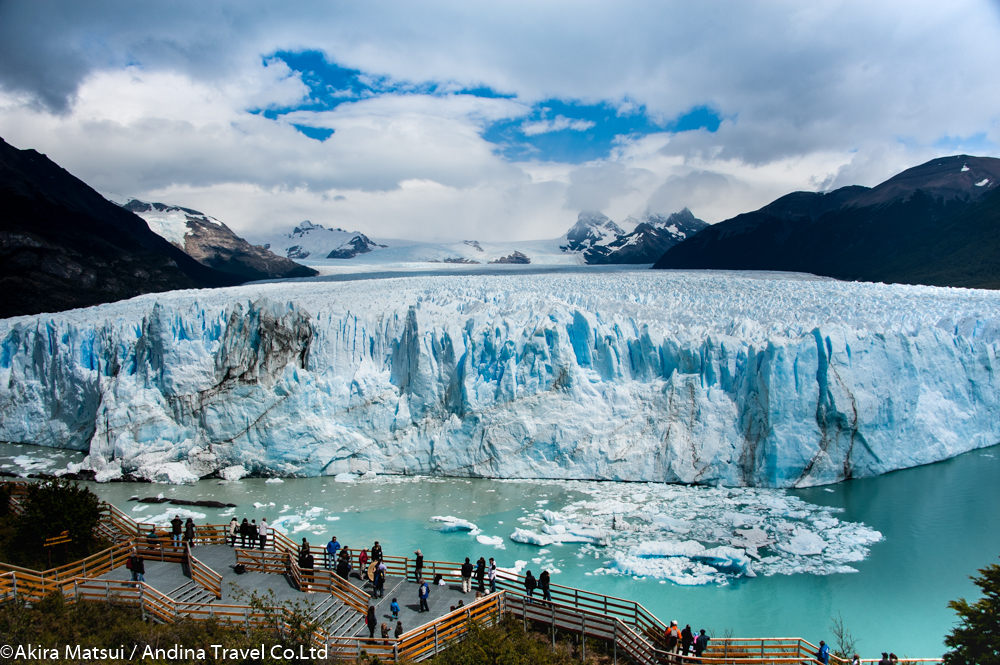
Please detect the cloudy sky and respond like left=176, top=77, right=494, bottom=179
left=1, top=1, right=998, bottom=241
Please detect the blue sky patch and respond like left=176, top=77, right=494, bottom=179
left=933, top=132, right=996, bottom=155
left=263, top=50, right=722, bottom=159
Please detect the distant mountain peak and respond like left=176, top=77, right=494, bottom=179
left=560, top=208, right=708, bottom=264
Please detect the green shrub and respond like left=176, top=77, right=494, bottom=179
left=944, top=555, right=1000, bottom=665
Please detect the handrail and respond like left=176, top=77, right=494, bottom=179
left=185, top=544, right=222, bottom=599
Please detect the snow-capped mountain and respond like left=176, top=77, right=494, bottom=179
left=110, top=197, right=317, bottom=281
left=560, top=209, right=708, bottom=264
left=2, top=270, right=997, bottom=487
left=253, top=220, right=386, bottom=260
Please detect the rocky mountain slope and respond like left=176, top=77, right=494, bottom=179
left=562, top=209, right=708, bottom=264
left=115, top=198, right=317, bottom=281
left=654, top=155, right=1000, bottom=288
left=0, top=136, right=243, bottom=319
left=254, top=220, right=386, bottom=260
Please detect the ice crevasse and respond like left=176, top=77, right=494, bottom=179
left=1, top=271, right=998, bottom=487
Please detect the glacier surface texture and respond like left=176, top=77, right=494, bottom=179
left=1, top=271, right=998, bottom=487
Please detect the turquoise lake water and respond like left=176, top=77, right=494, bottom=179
left=2, top=443, right=998, bottom=658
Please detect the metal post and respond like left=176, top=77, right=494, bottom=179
left=523, top=595, right=527, bottom=631
left=582, top=614, right=586, bottom=661
left=552, top=604, right=556, bottom=649
left=434, top=624, right=439, bottom=655
left=613, top=622, right=617, bottom=665
left=106, top=580, right=110, bottom=600
left=393, top=643, right=398, bottom=663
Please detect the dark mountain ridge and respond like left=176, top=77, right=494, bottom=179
left=0, top=136, right=246, bottom=318
left=654, top=155, right=1000, bottom=289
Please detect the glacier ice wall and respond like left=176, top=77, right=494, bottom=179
left=1, top=271, right=998, bottom=486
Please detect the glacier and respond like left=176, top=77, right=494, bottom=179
left=1, top=269, right=999, bottom=487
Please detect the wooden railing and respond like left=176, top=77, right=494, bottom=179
left=185, top=544, right=222, bottom=599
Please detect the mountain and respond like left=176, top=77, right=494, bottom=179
left=653, top=155, right=1000, bottom=288
left=561, top=209, right=708, bottom=264
left=254, top=220, right=386, bottom=260
left=3, top=271, right=998, bottom=487
left=113, top=198, right=317, bottom=281
left=0, top=136, right=245, bottom=319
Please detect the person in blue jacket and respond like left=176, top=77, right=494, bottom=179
left=325, top=536, right=340, bottom=569
left=418, top=577, right=430, bottom=612
left=817, top=641, right=831, bottom=665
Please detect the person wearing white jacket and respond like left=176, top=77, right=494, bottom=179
left=258, top=518, right=269, bottom=550
left=228, top=517, right=239, bottom=547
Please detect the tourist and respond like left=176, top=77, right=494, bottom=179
left=879, top=653, right=891, bottom=665
left=372, top=540, right=383, bottom=562
left=184, top=517, right=195, bottom=547
left=414, top=549, right=424, bottom=581
left=336, top=555, right=351, bottom=580
left=228, top=517, right=239, bottom=547
left=395, top=621, right=404, bottom=639
left=298, top=538, right=310, bottom=567
left=488, top=557, right=497, bottom=593
left=171, top=515, right=183, bottom=546
left=475, top=557, right=486, bottom=593
left=373, top=565, right=385, bottom=598
left=817, top=641, right=830, bottom=665
left=127, top=548, right=145, bottom=584
left=852, top=654, right=861, bottom=665
left=258, top=518, right=268, bottom=550
left=434, top=573, right=445, bottom=586
left=390, top=597, right=400, bottom=621
left=419, top=577, right=430, bottom=612
left=248, top=520, right=258, bottom=549
left=146, top=526, right=160, bottom=550
left=461, top=557, right=473, bottom=593
left=326, top=536, right=340, bottom=569
left=681, top=624, right=694, bottom=656
left=366, top=606, right=377, bottom=638
left=665, top=620, right=681, bottom=653
left=359, top=547, right=369, bottom=574
left=239, top=518, right=250, bottom=548
left=381, top=622, right=390, bottom=643
left=889, top=654, right=899, bottom=665
left=539, top=569, right=552, bottom=602
left=524, top=570, right=537, bottom=602
left=695, top=630, right=710, bottom=659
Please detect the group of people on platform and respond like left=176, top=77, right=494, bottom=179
left=227, top=516, right=270, bottom=549
left=459, top=556, right=498, bottom=595
left=663, top=621, right=711, bottom=659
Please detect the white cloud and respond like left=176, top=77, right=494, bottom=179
left=522, top=115, right=596, bottom=136
left=0, top=0, right=997, bottom=240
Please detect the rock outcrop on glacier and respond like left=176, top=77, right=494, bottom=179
left=1, top=271, right=998, bottom=486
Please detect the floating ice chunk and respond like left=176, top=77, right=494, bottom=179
left=779, top=529, right=827, bottom=556
left=137, top=508, right=206, bottom=526
left=653, top=515, right=693, bottom=533
left=253, top=502, right=267, bottom=509
left=511, top=527, right=605, bottom=546
left=334, top=473, right=358, bottom=483
left=325, top=516, right=340, bottom=521
left=131, top=505, right=149, bottom=513
left=265, top=478, right=284, bottom=484
left=219, top=465, right=247, bottom=481
left=430, top=516, right=481, bottom=534
left=476, top=535, right=506, bottom=549
left=305, top=507, right=323, bottom=515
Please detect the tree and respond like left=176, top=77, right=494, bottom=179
left=14, top=478, right=103, bottom=565
left=944, top=556, right=1000, bottom=665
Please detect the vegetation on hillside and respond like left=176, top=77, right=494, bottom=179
left=0, top=479, right=108, bottom=569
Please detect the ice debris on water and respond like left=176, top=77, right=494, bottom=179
left=476, top=535, right=506, bottom=549
left=3, top=272, right=999, bottom=488
left=430, top=516, right=481, bottom=534
left=507, top=478, right=882, bottom=586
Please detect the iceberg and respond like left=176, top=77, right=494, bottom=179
left=430, top=516, right=480, bottom=533
left=1, top=271, right=999, bottom=487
